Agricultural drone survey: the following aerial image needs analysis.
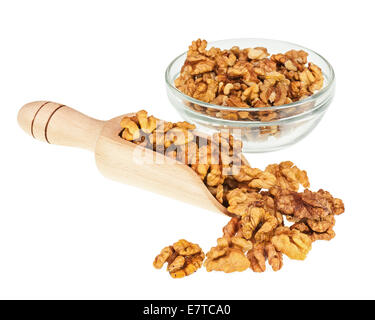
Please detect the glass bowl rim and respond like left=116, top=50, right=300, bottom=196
left=165, top=37, right=335, bottom=113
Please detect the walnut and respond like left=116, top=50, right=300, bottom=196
left=298, top=63, right=324, bottom=93
left=247, top=243, right=266, bottom=272
left=173, top=239, right=202, bottom=256
left=219, top=213, right=282, bottom=273
left=223, top=195, right=283, bottom=271
left=175, top=121, right=196, bottom=130
left=211, top=94, right=228, bottom=106
left=306, top=212, right=336, bottom=232
left=216, top=110, right=239, bottom=120
left=185, top=39, right=216, bottom=76
left=266, top=161, right=310, bottom=193
left=215, top=51, right=237, bottom=70
left=309, top=228, right=336, bottom=241
left=205, top=218, right=254, bottom=273
left=177, top=141, right=198, bottom=165
left=252, top=59, right=278, bottom=78
left=228, top=61, right=259, bottom=86
left=205, top=237, right=250, bottom=273
left=174, top=73, right=196, bottom=97
left=189, top=38, right=208, bottom=55
left=190, top=144, right=215, bottom=180
left=275, top=189, right=345, bottom=222
left=165, top=127, right=195, bottom=147
left=176, top=59, right=218, bottom=103
left=241, top=83, right=259, bottom=104
left=205, top=248, right=250, bottom=273
left=192, top=77, right=218, bottom=103
left=226, top=95, right=250, bottom=108
left=248, top=47, right=269, bottom=60
left=120, top=117, right=141, bottom=141
left=247, top=242, right=283, bottom=272
left=271, top=227, right=312, bottom=260
left=226, top=188, right=263, bottom=216
left=259, top=125, right=280, bottom=136
left=291, top=215, right=337, bottom=242
left=233, top=165, right=277, bottom=189
left=212, top=131, right=243, bottom=153
left=153, top=239, right=205, bottom=278
left=153, top=246, right=173, bottom=269
left=136, top=110, right=158, bottom=134
left=259, top=75, right=290, bottom=106
left=120, top=110, right=161, bottom=144
left=265, top=242, right=283, bottom=271
left=155, top=120, right=174, bottom=133
left=272, top=50, right=308, bottom=72
left=231, top=236, right=253, bottom=251
left=168, top=255, right=186, bottom=273
left=206, top=164, right=225, bottom=187
left=248, top=171, right=277, bottom=189
left=208, top=184, right=225, bottom=203
left=171, top=252, right=206, bottom=278
left=261, top=191, right=284, bottom=225
left=240, top=207, right=279, bottom=242
left=226, top=187, right=284, bottom=223
left=224, top=177, right=260, bottom=193
left=223, top=83, right=234, bottom=95
left=223, top=216, right=241, bottom=239
left=143, top=118, right=198, bottom=158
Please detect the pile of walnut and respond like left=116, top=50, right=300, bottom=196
left=120, top=111, right=344, bottom=276
left=175, top=39, right=323, bottom=121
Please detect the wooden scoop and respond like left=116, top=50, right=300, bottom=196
left=18, top=101, right=229, bottom=215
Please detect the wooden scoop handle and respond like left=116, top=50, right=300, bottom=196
left=17, top=101, right=105, bottom=151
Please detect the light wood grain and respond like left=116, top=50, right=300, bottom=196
left=17, top=101, right=105, bottom=151
left=18, top=101, right=229, bottom=215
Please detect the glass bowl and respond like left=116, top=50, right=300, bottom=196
left=165, top=38, right=335, bottom=152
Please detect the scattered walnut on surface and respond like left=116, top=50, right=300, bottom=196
left=266, top=161, right=309, bottom=193
left=247, top=243, right=267, bottom=272
left=205, top=217, right=259, bottom=273
left=233, top=165, right=277, bottom=189
left=291, top=217, right=337, bottom=242
left=286, top=207, right=338, bottom=242
left=153, top=246, right=174, bottom=270
left=271, top=227, right=312, bottom=260
left=241, top=207, right=280, bottom=242
left=247, top=242, right=283, bottom=272
left=153, top=239, right=205, bottom=278
left=223, top=216, right=240, bottom=239
left=275, top=188, right=344, bottom=221
left=226, top=188, right=263, bottom=216
left=265, top=242, right=283, bottom=271
left=205, top=237, right=251, bottom=273
left=274, top=188, right=344, bottom=242
left=205, top=247, right=250, bottom=273
left=207, top=213, right=285, bottom=273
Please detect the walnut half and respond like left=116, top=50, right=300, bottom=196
left=153, top=239, right=205, bottom=278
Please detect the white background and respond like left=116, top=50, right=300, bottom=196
left=0, top=0, right=374, bottom=300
